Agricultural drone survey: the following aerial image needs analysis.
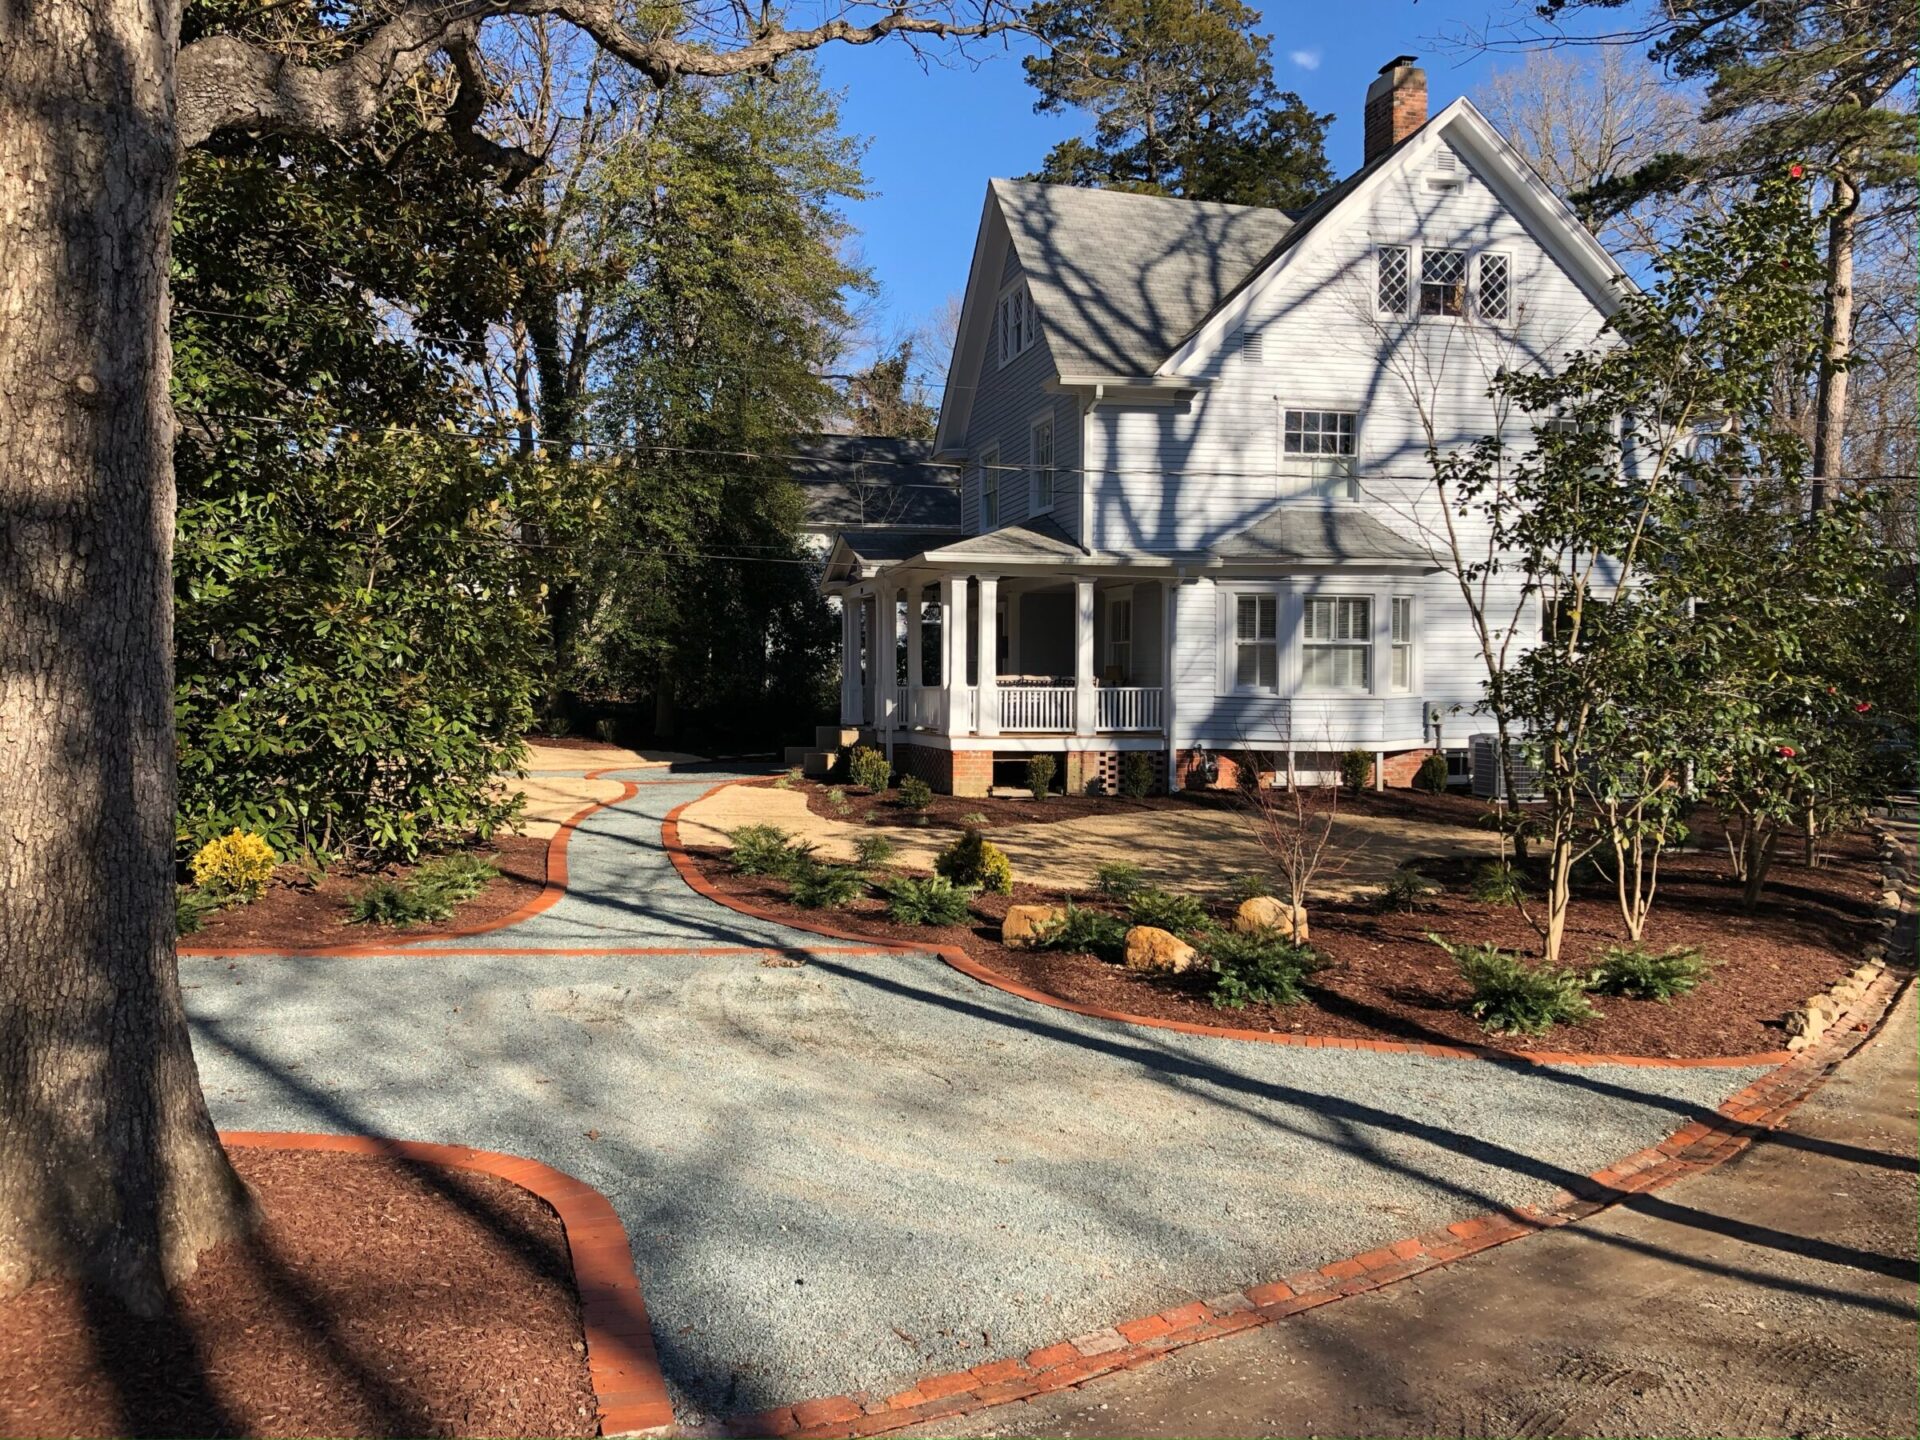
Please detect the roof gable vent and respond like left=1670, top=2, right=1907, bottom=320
left=1239, top=331, right=1264, bottom=363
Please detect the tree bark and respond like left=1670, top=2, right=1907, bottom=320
left=0, top=0, right=256, bottom=1308
left=1809, top=170, right=1859, bottom=514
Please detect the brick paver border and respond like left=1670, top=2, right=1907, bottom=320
left=220, top=1131, right=673, bottom=1438
left=659, top=779, right=1791, bottom=1070
left=656, top=804, right=1911, bottom=1440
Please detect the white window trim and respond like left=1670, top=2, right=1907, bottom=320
left=1028, top=409, right=1056, bottom=513
left=980, top=447, right=1000, bottom=528
left=1375, top=243, right=1412, bottom=319
left=1475, top=251, right=1513, bottom=325
left=1105, top=585, right=1134, bottom=681
left=1389, top=594, right=1418, bottom=693
left=1418, top=246, right=1469, bottom=320
left=1300, top=593, right=1377, bottom=695
left=996, top=280, right=1035, bottom=369
left=1217, top=585, right=1290, bottom=697
left=1278, top=405, right=1361, bottom=502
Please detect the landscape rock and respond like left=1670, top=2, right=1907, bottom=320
left=1001, top=904, right=1067, bottom=950
left=1125, top=925, right=1198, bottom=974
left=1233, top=895, right=1308, bottom=942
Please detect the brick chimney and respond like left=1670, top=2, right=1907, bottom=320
left=1363, top=56, right=1427, bottom=164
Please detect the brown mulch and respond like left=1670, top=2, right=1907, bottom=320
left=525, top=733, right=632, bottom=752
left=184, top=836, right=548, bottom=950
left=0, top=1147, right=597, bottom=1439
left=685, top=824, right=1893, bottom=1060
left=792, top=776, right=1239, bottom=831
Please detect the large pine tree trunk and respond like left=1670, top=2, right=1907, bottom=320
left=0, top=0, right=255, bottom=1310
left=1809, top=171, right=1859, bottom=513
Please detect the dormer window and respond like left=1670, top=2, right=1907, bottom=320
left=997, top=282, right=1036, bottom=367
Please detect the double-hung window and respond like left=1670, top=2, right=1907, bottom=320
left=980, top=448, right=1000, bottom=526
left=997, top=283, right=1035, bottom=367
left=1107, top=594, right=1133, bottom=681
left=1233, top=594, right=1279, bottom=691
left=1282, top=409, right=1358, bottom=499
left=1420, top=248, right=1467, bottom=316
left=1390, top=597, right=1414, bottom=691
left=1030, top=415, right=1055, bottom=511
left=1376, top=245, right=1411, bottom=316
left=1303, top=597, right=1372, bottom=692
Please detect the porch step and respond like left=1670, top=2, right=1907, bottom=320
left=797, top=750, right=838, bottom=778
left=782, top=745, right=815, bottom=769
left=815, top=724, right=862, bottom=750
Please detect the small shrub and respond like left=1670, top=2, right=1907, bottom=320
left=1414, top=753, right=1451, bottom=794
left=175, top=887, right=226, bottom=936
left=1431, top=934, right=1600, bottom=1035
left=789, top=862, right=866, bottom=910
left=826, top=787, right=849, bottom=813
left=935, top=828, right=1013, bottom=894
left=189, top=828, right=278, bottom=901
left=349, top=877, right=449, bottom=926
left=1586, top=944, right=1710, bottom=1002
left=1094, top=861, right=1144, bottom=900
left=1084, top=776, right=1108, bottom=797
left=1026, top=753, right=1057, bottom=801
left=1373, top=866, right=1442, bottom=913
left=1228, top=873, right=1273, bottom=902
left=848, top=745, right=892, bottom=793
left=412, top=853, right=496, bottom=909
left=1119, top=752, right=1155, bottom=799
left=1034, top=903, right=1130, bottom=962
left=852, top=833, right=898, bottom=868
left=593, top=717, right=619, bottom=744
left=731, top=824, right=814, bottom=878
left=961, top=811, right=989, bottom=825
left=1339, top=748, right=1375, bottom=795
left=882, top=874, right=976, bottom=926
left=1202, top=930, right=1325, bottom=1009
left=1470, top=861, right=1528, bottom=905
left=1126, top=885, right=1212, bottom=935
left=773, top=767, right=803, bottom=790
left=898, top=775, right=933, bottom=811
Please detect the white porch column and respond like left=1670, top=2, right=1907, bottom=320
left=975, top=575, right=1000, bottom=738
left=838, top=596, right=859, bottom=726
left=1073, top=576, right=1097, bottom=737
left=906, top=584, right=925, bottom=732
left=941, top=574, right=970, bottom=734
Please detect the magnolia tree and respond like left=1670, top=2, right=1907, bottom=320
left=0, top=0, right=1014, bottom=1313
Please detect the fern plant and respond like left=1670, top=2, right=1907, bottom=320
left=1126, top=885, right=1212, bottom=935
left=789, top=863, right=866, bottom=910
left=882, top=874, right=976, bottom=925
left=1033, top=903, right=1130, bottom=962
left=1586, top=944, right=1710, bottom=1002
left=1431, top=934, right=1599, bottom=1035
left=1201, top=930, right=1325, bottom=1009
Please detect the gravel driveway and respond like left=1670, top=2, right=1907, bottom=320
left=182, top=767, right=1770, bottom=1426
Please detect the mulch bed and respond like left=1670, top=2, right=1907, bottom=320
left=0, top=1147, right=596, bottom=1439
left=184, top=836, right=548, bottom=950
left=684, top=821, right=1893, bottom=1060
left=793, top=776, right=1239, bottom=831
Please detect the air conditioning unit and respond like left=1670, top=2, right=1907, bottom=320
left=1470, top=733, right=1541, bottom=801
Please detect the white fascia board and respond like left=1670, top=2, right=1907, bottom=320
left=933, top=186, right=1011, bottom=455
left=1155, top=98, right=1632, bottom=378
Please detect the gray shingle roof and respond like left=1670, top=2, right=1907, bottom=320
left=924, top=514, right=1083, bottom=559
left=833, top=526, right=959, bottom=565
left=791, top=434, right=960, bottom=532
left=992, top=180, right=1295, bottom=378
left=1210, top=507, right=1432, bottom=565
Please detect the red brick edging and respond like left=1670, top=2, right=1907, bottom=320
left=658, top=780, right=1789, bottom=1070
left=182, top=765, right=647, bottom=958
left=220, top=1131, right=673, bottom=1437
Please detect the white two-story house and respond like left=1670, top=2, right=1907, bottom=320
left=820, top=57, right=1626, bottom=797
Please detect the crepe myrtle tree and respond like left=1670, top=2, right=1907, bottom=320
left=0, top=0, right=1016, bottom=1312
left=1467, top=173, right=1829, bottom=967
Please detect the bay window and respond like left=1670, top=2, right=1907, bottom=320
left=1302, top=596, right=1372, bottom=692
left=1390, top=596, right=1414, bottom=691
left=1234, top=594, right=1279, bottom=691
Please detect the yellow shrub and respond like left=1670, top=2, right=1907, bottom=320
left=189, top=829, right=278, bottom=900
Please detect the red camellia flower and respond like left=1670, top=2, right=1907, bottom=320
left=1856, top=702, right=1872, bottom=713
left=1790, top=164, right=1805, bottom=179
left=1777, top=745, right=1798, bottom=758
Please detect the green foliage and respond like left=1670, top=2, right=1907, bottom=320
left=1033, top=903, right=1130, bottom=962
left=852, top=833, right=898, bottom=869
left=1374, top=867, right=1442, bottom=913
left=1201, top=930, right=1325, bottom=1009
left=1094, top=861, right=1145, bottom=899
left=1471, top=862, right=1529, bottom=906
left=1587, top=944, right=1711, bottom=1002
left=826, top=787, right=849, bottom=813
left=411, top=853, right=497, bottom=909
left=1026, top=754, right=1057, bottom=800
left=935, top=828, right=1014, bottom=894
left=898, top=775, right=934, bottom=811
left=1431, top=935, right=1601, bottom=1036
left=188, top=829, right=278, bottom=901
left=1339, top=749, right=1375, bottom=795
left=789, top=862, right=866, bottom=910
left=1228, top=872, right=1273, bottom=902
left=1023, top=0, right=1334, bottom=208
left=961, top=811, right=989, bottom=825
left=730, top=824, right=815, bottom=878
left=1414, top=754, right=1452, bottom=794
left=882, top=873, right=976, bottom=926
left=346, top=851, right=496, bottom=927
left=1119, top=751, right=1155, bottom=799
left=1126, top=886, right=1212, bottom=935
left=847, top=746, right=893, bottom=793
left=773, top=769, right=803, bottom=791
left=175, top=887, right=227, bottom=937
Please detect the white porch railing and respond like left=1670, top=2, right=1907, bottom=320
left=999, top=685, right=1075, bottom=733
left=906, top=686, right=943, bottom=730
left=1096, top=686, right=1163, bottom=732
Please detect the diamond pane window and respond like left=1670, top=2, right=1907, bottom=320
left=1420, top=248, right=1467, bottom=316
left=1377, top=245, right=1411, bottom=316
left=1478, top=253, right=1510, bottom=322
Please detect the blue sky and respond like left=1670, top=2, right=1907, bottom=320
left=816, top=0, right=1557, bottom=360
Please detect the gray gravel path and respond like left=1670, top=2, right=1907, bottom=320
left=182, top=767, right=1770, bottom=1425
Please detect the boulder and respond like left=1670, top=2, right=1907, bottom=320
left=1233, top=895, right=1309, bottom=943
left=1125, top=925, right=1199, bottom=974
left=1001, top=904, right=1067, bottom=950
